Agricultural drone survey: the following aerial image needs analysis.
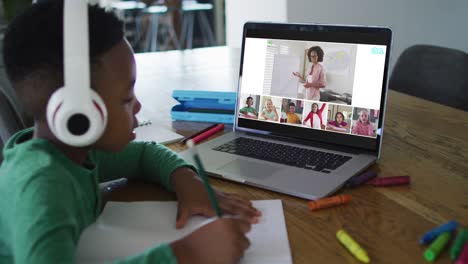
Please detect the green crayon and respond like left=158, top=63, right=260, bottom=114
left=424, top=232, right=451, bottom=262
left=450, top=229, right=468, bottom=260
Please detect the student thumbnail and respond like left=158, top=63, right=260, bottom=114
left=303, top=101, right=327, bottom=130
left=326, top=104, right=352, bottom=133
left=238, top=94, right=260, bottom=119
left=280, top=98, right=303, bottom=125
left=351, top=107, right=379, bottom=137
left=259, top=96, right=281, bottom=122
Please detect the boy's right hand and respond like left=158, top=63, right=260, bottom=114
left=170, top=217, right=252, bottom=264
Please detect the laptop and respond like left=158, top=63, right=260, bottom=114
left=181, top=22, right=392, bottom=200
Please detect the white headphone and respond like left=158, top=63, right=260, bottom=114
left=46, top=0, right=108, bottom=147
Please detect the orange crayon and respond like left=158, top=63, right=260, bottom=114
left=308, top=194, right=352, bottom=211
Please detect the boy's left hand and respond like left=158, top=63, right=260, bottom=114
left=170, top=167, right=262, bottom=229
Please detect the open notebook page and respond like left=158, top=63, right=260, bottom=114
left=134, top=122, right=184, bottom=145
left=76, top=200, right=292, bottom=264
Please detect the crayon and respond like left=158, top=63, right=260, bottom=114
left=346, top=170, right=377, bottom=188
left=419, top=220, right=458, bottom=245
left=308, top=195, right=351, bottom=211
left=455, top=244, right=468, bottom=264
left=451, top=229, right=468, bottom=260
left=191, top=124, right=225, bottom=144
left=366, top=176, right=410, bottom=187
left=182, top=123, right=219, bottom=144
left=423, top=232, right=451, bottom=262
left=336, top=229, right=370, bottom=263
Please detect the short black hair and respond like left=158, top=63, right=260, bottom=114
left=2, top=1, right=124, bottom=119
left=246, top=96, right=253, bottom=102
left=289, top=102, right=296, bottom=107
left=307, top=46, right=324, bottom=62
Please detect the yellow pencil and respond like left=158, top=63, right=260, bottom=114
left=336, top=229, right=370, bottom=263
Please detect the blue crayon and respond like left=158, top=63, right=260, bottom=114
left=346, top=170, right=377, bottom=188
left=419, top=220, right=458, bottom=245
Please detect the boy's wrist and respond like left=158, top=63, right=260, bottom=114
left=170, top=167, right=200, bottom=194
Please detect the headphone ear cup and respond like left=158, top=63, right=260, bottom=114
left=46, top=87, right=108, bottom=147
left=65, top=89, right=108, bottom=142
left=46, top=88, right=66, bottom=138
left=89, top=89, right=108, bottom=131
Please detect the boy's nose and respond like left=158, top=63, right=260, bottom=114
left=134, top=98, right=142, bottom=114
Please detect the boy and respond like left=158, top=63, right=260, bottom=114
left=0, top=2, right=260, bottom=264
left=286, top=103, right=301, bottom=124
left=239, top=96, right=258, bottom=118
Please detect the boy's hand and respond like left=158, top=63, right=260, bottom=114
left=170, top=217, right=251, bottom=264
left=170, top=168, right=262, bottom=229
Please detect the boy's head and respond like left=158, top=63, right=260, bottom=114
left=246, top=96, right=253, bottom=106
left=3, top=1, right=141, bottom=151
left=288, top=102, right=296, bottom=113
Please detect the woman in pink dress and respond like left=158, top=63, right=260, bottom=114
left=352, top=110, right=376, bottom=137
left=293, top=46, right=327, bottom=100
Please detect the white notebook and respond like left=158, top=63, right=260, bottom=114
left=76, top=200, right=292, bottom=264
left=134, top=121, right=184, bottom=145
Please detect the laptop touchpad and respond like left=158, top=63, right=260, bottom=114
left=217, top=159, right=278, bottom=180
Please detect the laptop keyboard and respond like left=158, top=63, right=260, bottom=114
left=212, top=137, right=352, bottom=173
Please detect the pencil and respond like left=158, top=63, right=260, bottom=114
left=182, top=123, right=219, bottom=144
left=186, top=140, right=222, bottom=217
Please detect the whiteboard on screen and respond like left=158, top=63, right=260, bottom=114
left=270, top=54, right=300, bottom=98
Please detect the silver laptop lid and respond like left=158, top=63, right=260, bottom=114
left=234, top=22, right=392, bottom=156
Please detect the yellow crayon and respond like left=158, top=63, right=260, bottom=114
left=336, top=229, right=370, bottom=263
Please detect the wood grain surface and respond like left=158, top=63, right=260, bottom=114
left=108, top=47, right=468, bottom=263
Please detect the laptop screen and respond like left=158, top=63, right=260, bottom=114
left=236, top=23, right=392, bottom=152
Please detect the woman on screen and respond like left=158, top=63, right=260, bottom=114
left=293, top=46, right=327, bottom=100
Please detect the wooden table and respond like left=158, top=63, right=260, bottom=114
left=110, top=46, right=468, bottom=264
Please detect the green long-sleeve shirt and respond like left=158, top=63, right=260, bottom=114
left=0, top=128, right=192, bottom=263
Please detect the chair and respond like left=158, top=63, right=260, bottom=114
left=110, top=1, right=147, bottom=52
left=389, top=45, right=468, bottom=111
left=179, top=1, right=215, bottom=49
left=0, top=88, right=26, bottom=163
left=142, top=5, right=181, bottom=51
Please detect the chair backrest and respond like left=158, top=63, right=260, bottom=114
left=389, top=45, right=468, bottom=111
left=0, top=87, right=26, bottom=163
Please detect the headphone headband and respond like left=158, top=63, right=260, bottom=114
left=46, top=0, right=108, bottom=147
left=64, top=0, right=90, bottom=103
